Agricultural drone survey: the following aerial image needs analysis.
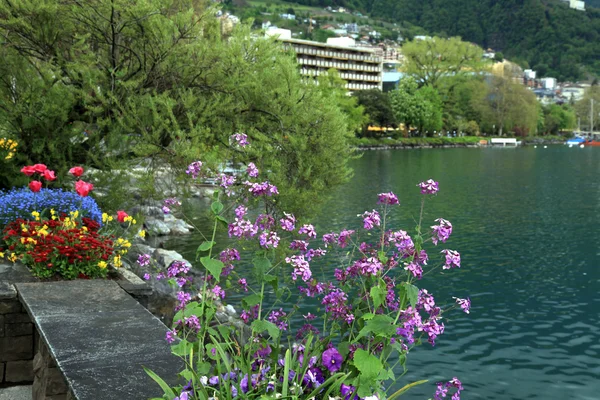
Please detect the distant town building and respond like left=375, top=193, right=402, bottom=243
left=560, top=84, right=587, bottom=102
left=269, top=30, right=383, bottom=91
left=279, top=13, right=296, bottom=20
left=541, top=77, right=557, bottom=90
left=561, top=0, right=585, bottom=11
left=262, top=21, right=272, bottom=30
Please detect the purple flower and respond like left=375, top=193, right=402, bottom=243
left=405, top=262, right=423, bottom=279
left=298, top=224, right=317, bottom=239
left=441, top=249, right=461, bottom=269
left=255, top=214, right=275, bottom=230
left=360, top=210, right=381, bottom=230
left=246, top=162, right=259, bottom=177
left=143, top=273, right=151, bottom=280
left=232, top=133, right=249, bottom=147
left=322, top=232, right=338, bottom=247
left=322, top=347, right=343, bottom=373
left=162, top=206, right=171, bottom=214
left=280, top=212, right=296, bottom=231
left=290, top=240, right=309, bottom=252
left=184, top=315, right=201, bottom=332
left=219, top=174, right=236, bottom=189
left=212, top=285, right=226, bottom=299
left=431, top=218, right=452, bottom=245
left=186, top=161, right=203, bottom=179
left=267, top=308, right=288, bottom=330
left=259, top=230, right=280, bottom=249
left=303, top=312, right=316, bottom=320
left=296, top=324, right=320, bottom=340
left=434, top=382, right=449, bottom=400
left=244, top=181, right=278, bottom=196
left=174, top=391, right=189, bottom=400
left=235, top=205, right=247, bottom=219
left=338, top=230, right=355, bottom=248
left=137, top=253, right=151, bottom=267
left=238, top=278, right=248, bottom=292
left=419, top=179, right=439, bottom=195
left=454, top=297, right=471, bottom=314
left=378, top=192, right=400, bottom=205
left=220, top=248, right=240, bottom=263
left=286, top=255, right=312, bottom=282
left=176, top=291, right=191, bottom=310
left=163, top=197, right=181, bottom=214
left=166, top=329, right=178, bottom=344
left=228, top=218, right=258, bottom=238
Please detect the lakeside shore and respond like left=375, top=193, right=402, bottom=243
left=352, top=136, right=566, bottom=150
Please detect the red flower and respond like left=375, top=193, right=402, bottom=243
left=69, top=166, right=84, bottom=177
left=33, top=164, right=47, bottom=173
left=116, top=211, right=129, bottom=223
left=75, top=180, right=94, bottom=197
left=42, top=170, right=56, bottom=181
left=29, top=180, right=42, bottom=193
left=21, top=166, right=36, bottom=176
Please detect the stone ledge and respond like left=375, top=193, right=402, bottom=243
left=0, top=283, right=17, bottom=300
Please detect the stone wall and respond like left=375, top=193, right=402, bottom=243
left=32, top=337, right=71, bottom=400
left=0, top=282, right=34, bottom=386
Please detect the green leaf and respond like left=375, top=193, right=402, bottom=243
left=377, top=250, right=388, bottom=264
left=197, top=241, right=216, bottom=252
left=216, top=215, right=228, bottom=226
left=362, top=313, right=375, bottom=320
left=402, top=282, right=419, bottom=308
left=242, top=294, right=262, bottom=308
left=264, top=274, right=278, bottom=292
left=200, top=257, right=224, bottom=282
left=211, top=201, right=224, bottom=215
left=356, top=315, right=396, bottom=340
left=353, top=349, right=383, bottom=380
left=143, top=366, right=176, bottom=397
left=171, top=340, right=189, bottom=356
left=197, top=361, right=211, bottom=375
left=370, top=286, right=386, bottom=310
left=253, top=256, right=271, bottom=282
left=251, top=320, right=280, bottom=340
left=387, top=380, right=429, bottom=400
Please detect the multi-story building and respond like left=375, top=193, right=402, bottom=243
left=268, top=30, right=383, bottom=91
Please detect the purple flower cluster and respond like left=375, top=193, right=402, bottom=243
left=454, top=297, right=471, bottom=314
left=219, top=174, right=236, bottom=195
left=246, top=162, right=259, bottom=177
left=212, top=285, right=226, bottom=299
left=228, top=218, right=258, bottom=238
left=137, top=253, right=151, bottom=267
left=259, top=230, right=280, bottom=249
left=322, top=289, right=354, bottom=324
left=361, top=210, right=381, bottom=230
left=185, top=161, right=202, bottom=179
left=244, top=181, right=278, bottom=197
left=168, top=261, right=192, bottom=287
left=432, top=218, right=453, bottom=245
left=280, top=212, right=295, bottom=231
left=267, top=308, right=288, bottom=330
left=176, top=291, right=191, bottom=311
left=377, top=192, right=400, bottom=205
left=235, top=205, right=247, bottom=219
left=298, top=224, right=317, bottom=238
left=419, top=179, right=439, bottom=195
left=322, top=348, right=343, bottom=373
left=435, top=377, right=463, bottom=400
left=232, top=133, right=249, bottom=147
left=286, top=255, right=312, bottom=282
left=220, top=248, right=240, bottom=276
left=162, top=197, right=181, bottom=214
left=441, top=249, right=461, bottom=269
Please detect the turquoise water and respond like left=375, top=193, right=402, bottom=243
left=166, top=146, right=600, bottom=399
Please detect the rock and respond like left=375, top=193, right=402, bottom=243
left=145, top=218, right=171, bottom=236
left=225, top=305, right=237, bottom=317
left=131, top=205, right=165, bottom=218
left=153, top=249, right=187, bottom=268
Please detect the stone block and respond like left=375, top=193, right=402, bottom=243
left=0, top=362, right=5, bottom=382
left=45, top=367, right=68, bottom=396
left=6, top=322, right=34, bottom=336
left=5, top=359, right=33, bottom=382
left=0, top=282, right=17, bottom=300
left=5, top=313, right=31, bottom=323
left=0, top=300, right=22, bottom=314
left=0, top=335, right=33, bottom=361
left=0, top=315, right=4, bottom=337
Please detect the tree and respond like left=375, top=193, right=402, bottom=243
left=0, top=0, right=358, bottom=217
left=351, top=89, right=397, bottom=135
left=542, top=104, right=577, bottom=135
left=574, top=86, right=600, bottom=132
left=401, top=36, right=487, bottom=88
left=389, top=77, right=443, bottom=136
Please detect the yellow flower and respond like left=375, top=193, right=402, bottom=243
left=21, top=224, right=28, bottom=233
left=102, top=213, right=114, bottom=223
left=123, top=215, right=135, bottom=224
left=82, top=226, right=88, bottom=232
left=70, top=210, right=79, bottom=219
left=50, top=209, right=57, bottom=220
left=0, top=252, right=4, bottom=258
left=98, top=261, right=108, bottom=269
left=8, top=253, right=18, bottom=263
left=20, top=237, right=27, bottom=244
left=113, top=254, right=122, bottom=268
left=31, top=211, right=40, bottom=221
left=37, top=225, right=49, bottom=236
left=26, top=238, right=37, bottom=245
left=138, top=230, right=146, bottom=238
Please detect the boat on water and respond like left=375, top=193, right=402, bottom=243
left=566, top=137, right=586, bottom=146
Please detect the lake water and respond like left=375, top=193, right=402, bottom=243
left=165, top=146, right=600, bottom=399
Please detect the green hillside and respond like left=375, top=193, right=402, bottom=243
left=280, top=0, right=600, bottom=81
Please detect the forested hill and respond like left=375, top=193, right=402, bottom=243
left=296, top=0, right=600, bottom=81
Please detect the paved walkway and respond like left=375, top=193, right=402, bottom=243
left=0, top=385, right=32, bottom=400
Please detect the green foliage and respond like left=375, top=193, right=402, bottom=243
left=542, top=104, right=577, bottom=134
left=351, top=89, right=397, bottom=135
left=402, top=37, right=487, bottom=88
left=389, top=77, right=443, bottom=135
left=574, top=86, right=600, bottom=131
left=0, top=0, right=357, bottom=217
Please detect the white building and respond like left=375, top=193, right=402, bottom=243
left=541, top=77, right=557, bottom=90
left=265, top=27, right=292, bottom=40
left=524, top=69, right=537, bottom=80
left=562, top=0, right=585, bottom=10
left=271, top=30, right=383, bottom=91
left=279, top=13, right=296, bottom=20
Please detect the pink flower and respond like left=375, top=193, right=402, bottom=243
left=69, top=166, right=84, bottom=177
left=75, top=180, right=94, bottom=197
left=20, top=166, right=36, bottom=176
left=29, top=180, right=42, bottom=193
left=42, top=170, right=56, bottom=181
left=418, top=179, right=439, bottom=195
left=117, top=211, right=129, bottom=223
left=377, top=192, right=399, bottom=205
left=33, top=164, right=47, bottom=173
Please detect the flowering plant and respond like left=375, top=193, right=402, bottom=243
left=146, top=136, right=469, bottom=400
left=0, top=138, right=18, bottom=160
left=0, top=164, right=142, bottom=279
